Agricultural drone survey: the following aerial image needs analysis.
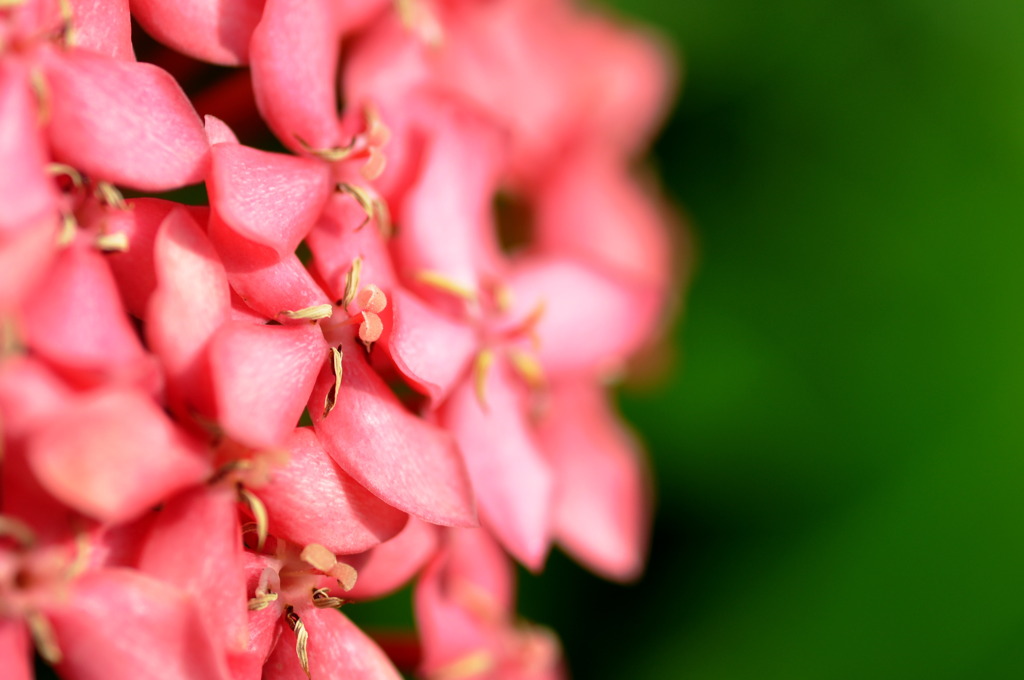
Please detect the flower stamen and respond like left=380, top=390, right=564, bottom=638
left=473, top=349, right=494, bottom=411
left=285, top=607, right=311, bottom=679
left=95, top=231, right=129, bottom=252
left=311, top=587, right=344, bottom=609
left=323, top=346, right=343, bottom=418
left=340, top=257, right=362, bottom=309
left=279, top=304, right=334, bottom=322
left=26, top=611, right=62, bottom=664
left=238, top=487, right=269, bottom=551
left=415, top=271, right=477, bottom=302
left=94, top=182, right=127, bottom=211
left=428, top=651, right=494, bottom=680
left=46, top=163, right=83, bottom=188
left=507, top=349, right=545, bottom=390
left=295, top=135, right=357, bottom=163
left=247, top=592, right=279, bottom=611
left=0, top=515, right=36, bottom=548
left=336, top=183, right=390, bottom=235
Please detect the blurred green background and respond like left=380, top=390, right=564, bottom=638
left=516, top=0, right=1024, bottom=678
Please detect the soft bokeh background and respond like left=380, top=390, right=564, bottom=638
left=516, top=0, right=1024, bottom=678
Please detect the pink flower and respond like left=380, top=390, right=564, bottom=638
left=416, top=528, right=565, bottom=680
left=1, top=0, right=678, bottom=677
left=240, top=545, right=401, bottom=680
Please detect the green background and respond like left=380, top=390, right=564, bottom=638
left=517, top=0, right=1024, bottom=678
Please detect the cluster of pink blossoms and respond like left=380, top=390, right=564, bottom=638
left=0, top=0, right=677, bottom=678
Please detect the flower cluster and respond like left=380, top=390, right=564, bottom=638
left=0, top=0, right=676, bottom=678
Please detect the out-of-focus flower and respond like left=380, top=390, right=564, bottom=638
left=416, top=528, right=565, bottom=680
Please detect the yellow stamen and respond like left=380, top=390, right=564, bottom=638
left=280, top=304, right=334, bottom=322
left=57, top=0, right=76, bottom=46
left=285, top=608, right=311, bottom=679
left=46, top=163, right=83, bottom=188
left=507, top=301, right=546, bottom=351
left=394, top=0, right=444, bottom=46
left=66, top=528, right=91, bottom=578
left=373, top=197, right=393, bottom=238
left=337, top=182, right=376, bottom=230
left=493, top=283, right=513, bottom=313
left=0, top=317, right=22, bottom=360
left=209, top=458, right=253, bottom=485
left=27, top=611, right=62, bottom=664
left=0, top=0, right=27, bottom=9
left=323, top=346, right=343, bottom=418
left=507, top=349, right=545, bottom=390
left=428, top=651, right=494, bottom=680
left=341, top=257, right=362, bottom=308
left=247, top=592, right=279, bottom=611
left=57, top=212, right=77, bottom=247
left=395, top=0, right=416, bottom=28
left=95, top=232, right=129, bottom=252
left=311, top=587, right=345, bottom=609
left=30, top=69, right=50, bottom=124
left=0, top=515, right=36, bottom=547
left=295, top=134, right=356, bottom=163
left=473, top=349, right=494, bottom=411
left=95, top=182, right=127, bottom=211
left=364, top=104, right=391, bottom=147
left=415, top=271, right=477, bottom=302
left=238, top=488, right=268, bottom=551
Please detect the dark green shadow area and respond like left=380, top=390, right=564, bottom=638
left=515, top=1, right=1024, bottom=678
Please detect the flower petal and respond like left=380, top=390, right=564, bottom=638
left=263, top=607, right=402, bottom=680
left=0, top=214, right=58, bottom=315
left=208, top=321, right=327, bottom=449
left=439, top=360, right=553, bottom=570
left=146, top=206, right=230, bottom=416
left=0, top=357, right=71, bottom=442
left=138, top=485, right=248, bottom=651
left=209, top=142, right=331, bottom=257
left=0, top=60, right=56, bottom=234
left=311, top=334, right=477, bottom=528
left=69, top=0, right=134, bottom=61
left=503, top=256, right=660, bottom=377
left=415, top=548, right=495, bottom=677
left=569, top=18, right=675, bottom=156
left=383, top=288, right=476, bottom=406
left=47, top=568, right=231, bottom=680
left=249, top=0, right=340, bottom=151
left=393, top=100, right=505, bottom=294
left=261, top=428, right=408, bottom=554
left=307, top=193, right=397, bottom=300
left=21, top=242, right=154, bottom=389
left=41, top=48, right=209, bottom=191
left=26, top=387, right=209, bottom=524
left=103, top=198, right=194, bottom=317
left=209, top=217, right=331, bottom=320
left=536, top=381, right=652, bottom=582
left=130, top=0, right=264, bottom=65
left=344, top=518, right=438, bottom=601
left=203, top=114, right=239, bottom=145
left=0, top=620, right=31, bottom=680
left=533, top=149, right=674, bottom=291
left=227, top=608, right=282, bottom=680
left=0, top=360, right=76, bottom=537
